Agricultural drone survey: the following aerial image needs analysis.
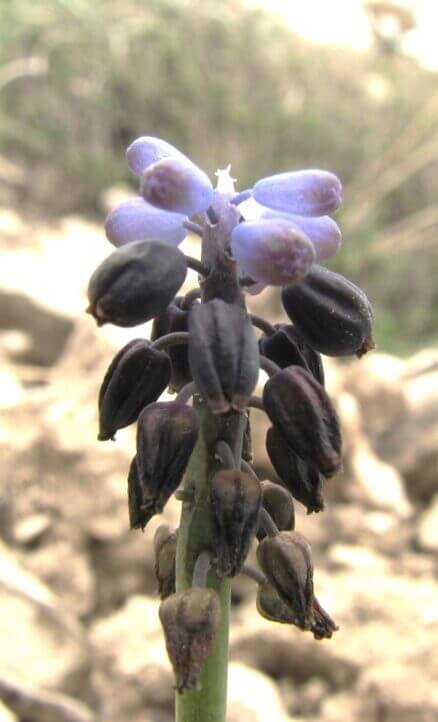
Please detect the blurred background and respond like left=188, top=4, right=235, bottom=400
left=0, top=1, right=437, bottom=721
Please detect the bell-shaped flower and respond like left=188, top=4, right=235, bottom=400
left=134, top=401, right=199, bottom=528
left=231, top=218, right=315, bottom=286
left=188, top=299, right=260, bottom=414
left=126, top=135, right=188, bottom=176
left=283, top=214, right=341, bottom=261
left=104, top=198, right=187, bottom=247
left=210, top=469, right=262, bottom=577
left=258, top=324, right=325, bottom=385
left=151, top=297, right=193, bottom=392
left=256, top=581, right=338, bottom=640
left=87, top=240, right=187, bottom=327
left=257, top=530, right=314, bottom=630
left=281, top=265, right=375, bottom=357
left=253, top=170, right=342, bottom=217
left=266, top=425, right=325, bottom=513
left=263, top=366, right=342, bottom=478
left=257, top=480, right=295, bottom=541
left=154, top=525, right=178, bottom=600
left=238, top=197, right=341, bottom=262
left=98, top=338, right=171, bottom=441
left=159, top=588, right=221, bottom=693
left=141, top=156, right=214, bottom=215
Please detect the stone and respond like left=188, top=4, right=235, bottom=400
left=0, top=699, right=17, bottom=722
left=231, top=602, right=359, bottom=689
left=319, top=692, right=362, bottom=722
left=0, top=290, right=73, bottom=367
left=416, top=494, right=438, bottom=552
left=342, top=350, right=438, bottom=503
left=227, top=663, right=292, bottom=722
left=0, top=544, right=90, bottom=699
left=358, top=664, right=438, bottom=722
left=334, top=392, right=412, bottom=517
left=91, top=596, right=174, bottom=721
left=280, top=677, right=329, bottom=718
left=0, top=674, right=95, bottom=722
left=328, top=544, right=390, bottom=575
left=13, top=513, right=53, bottom=547
left=24, top=537, right=96, bottom=618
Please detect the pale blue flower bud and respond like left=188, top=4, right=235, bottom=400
left=285, top=214, right=341, bottom=261
left=126, top=136, right=187, bottom=176
left=141, top=157, right=214, bottom=215
left=253, top=170, right=342, bottom=216
left=104, top=198, right=186, bottom=247
left=238, top=198, right=341, bottom=261
left=231, top=218, right=316, bottom=286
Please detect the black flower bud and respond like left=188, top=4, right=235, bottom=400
left=256, top=531, right=314, bottom=630
left=259, top=324, right=324, bottom=386
left=210, top=469, right=262, bottom=577
left=257, top=480, right=295, bottom=540
left=188, top=299, right=259, bottom=414
left=266, top=427, right=324, bottom=513
left=98, top=339, right=171, bottom=440
left=256, top=580, right=298, bottom=624
left=127, top=455, right=148, bottom=530
left=151, top=297, right=193, bottom=391
left=87, top=240, right=187, bottom=327
left=154, top=525, right=178, bottom=599
left=257, top=582, right=338, bottom=640
left=135, top=401, right=199, bottom=528
left=159, top=588, right=221, bottom=693
left=263, top=366, right=342, bottom=478
left=281, top=265, right=375, bottom=358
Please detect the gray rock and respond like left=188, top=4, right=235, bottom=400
left=358, top=664, right=438, bottom=722
left=227, top=663, right=292, bottom=722
left=416, top=494, right=438, bottom=552
left=0, top=699, right=18, bottom=722
left=90, top=596, right=174, bottom=721
left=319, top=692, right=362, bottom=722
left=0, top=544, right=90, bottom=699
left=231, top=602, right=358, bottom=689
left=342, top=350, right=438, bottom=502
left=0, top=290, right=73, bottom=367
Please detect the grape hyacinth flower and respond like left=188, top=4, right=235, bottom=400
left=103, top=135, right=344, bottom=286
left=86, top=135, right=375, bottom=722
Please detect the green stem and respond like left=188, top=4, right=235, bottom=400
left=175, top=399, right=246, bottom=722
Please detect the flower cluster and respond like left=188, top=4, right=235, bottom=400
left=87, top=136, right=375, bottom=694
left=104, top=136, right=342, bottom=290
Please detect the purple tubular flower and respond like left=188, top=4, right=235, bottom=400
left=126, top=136, right=187, bottom=176
left=105, top=198, right=187, bottom=247
left=231, top=218, right=315, bottom=286
left=239, top=199, right=341, bottom=262
left=279, top=214, right=341, bottom=261
left=141, top=157, right=214, bottom=215
left=253, top=170, right=342, bottom=217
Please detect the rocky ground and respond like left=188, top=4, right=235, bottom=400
left=0, top=203, right=437, bottom=722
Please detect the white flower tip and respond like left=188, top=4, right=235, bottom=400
left=215, top=165, right=236, bottom=195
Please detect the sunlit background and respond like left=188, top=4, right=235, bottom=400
left=0, top=2, right=437, bottom=722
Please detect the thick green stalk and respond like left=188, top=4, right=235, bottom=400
left=175, top=398, right=246, bottom=722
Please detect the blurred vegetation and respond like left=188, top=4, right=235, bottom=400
left=1, top=0, right=437, bottom=353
